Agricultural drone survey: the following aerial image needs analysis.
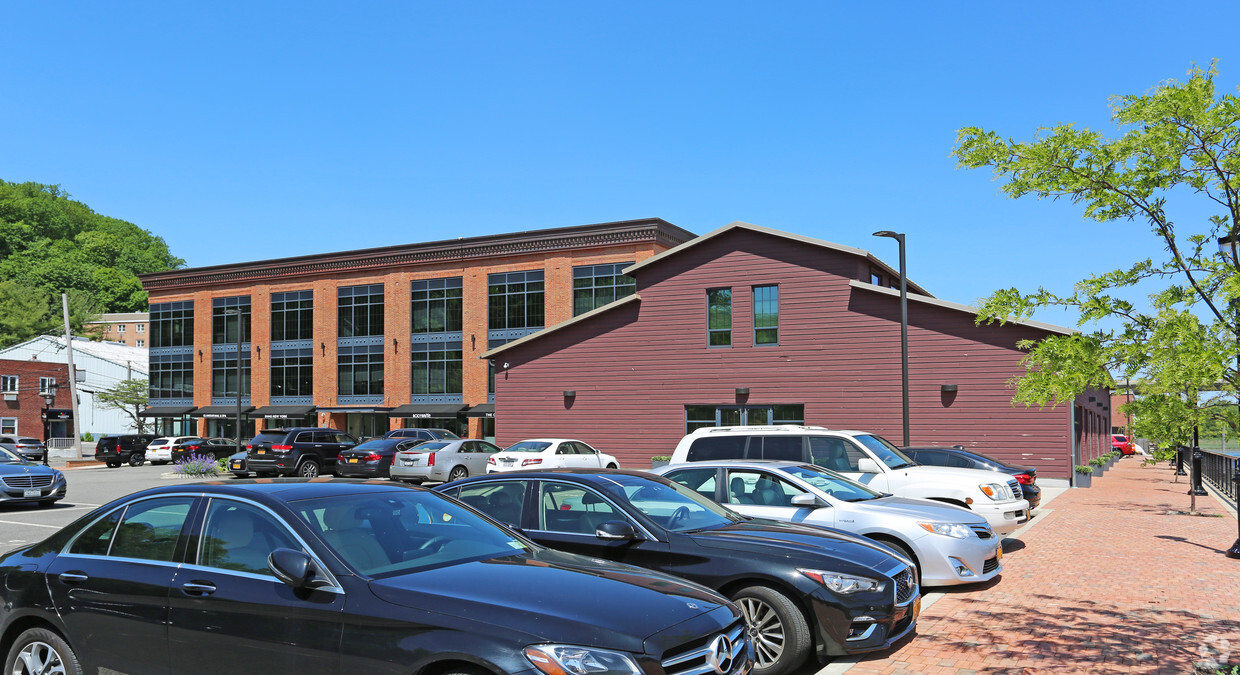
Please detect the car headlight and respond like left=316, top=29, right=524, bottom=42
left=524, top=645, right=641, bottom=675
left=978, top=483, right=1011, bottom=501
left=798, top=568, right=883, bottom=594
left=917, top=522, right=973, bottom=538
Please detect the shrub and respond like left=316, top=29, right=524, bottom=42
left=174, top=453, right=222, bottom=478
left=651, top=455, right=672, bottom=461
left=1089, top=457, right=1106, bottom=467
left=1074, top=465, right=1093, bottom=474
left=81, top=432, right=93, bottom=442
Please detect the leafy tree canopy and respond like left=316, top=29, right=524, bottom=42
left=954, top=61, right=1240, bottom=443
left=95, top=378, right=150, bottom=434
left=0, top=181, right=184, bottom=347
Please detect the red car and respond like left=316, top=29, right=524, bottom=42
left=1111, top=434, right=1136, bottom=455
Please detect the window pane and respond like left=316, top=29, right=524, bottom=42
left=109, top=497, right=195, bottom=562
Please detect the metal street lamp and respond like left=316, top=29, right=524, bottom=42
left=873, top=230, right=910, bottom=446
left=223, top=308, right=247, bottom=453
left=40, top=384, right=56, bottom=466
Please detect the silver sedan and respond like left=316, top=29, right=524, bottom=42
left=391, top=439, right=503, bottom=484
left=654, top=460, right=1003, bottom=587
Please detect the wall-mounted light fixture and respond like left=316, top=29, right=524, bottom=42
left=393, top=338, right=399, bottom=353
left=503, top=362, right=510, bottom=370
left=563, top=390, right=576, bottom=398
left=197, top=349, right=203, bottom=361
left=735, top=388, right=749, bottom=396
left=256, top=345, right=261, bottom=360
left=941, top=384, right=958, bottom=393
left=320, top=342, right=326, bottom=356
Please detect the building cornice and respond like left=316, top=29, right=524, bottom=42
left=141, top=219, right=696, bottom=292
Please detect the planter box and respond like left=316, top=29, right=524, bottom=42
left=1091, top=465, right=1104, bottom=477
left=651, top=458, right=670, bottom=469
left=1075, top=472, right=1092, bottom=488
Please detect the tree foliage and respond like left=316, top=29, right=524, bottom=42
left=953, top=62, right=1240, bottom=443
left=0, top=181, right=184, bottom=347
left=95, top=378, right=150, bottom=434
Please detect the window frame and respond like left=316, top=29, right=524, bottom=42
left=706, top=288, right=732, bottom=348
left=0, top=375, right=17, bottom=393
left=752, top=284, right=779, bottom=346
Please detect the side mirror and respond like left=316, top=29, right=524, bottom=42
left=596, top=520, right=641, bottom=541
left=857, top=458, right=882, bottom=474
left=790, top=493, right=824, bottom=508
left=269, top=548, right=330, bottom=589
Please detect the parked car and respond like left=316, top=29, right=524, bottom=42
left=1111, top=434, right=1137, bottom=456
left=654, top=460, right=1002, bottom=586
left=487, top=438, right=620, bottom=473
left=245, top=427, right=358, bottom=478
left=0, top=436, right=47, bottom=463
left=93, top=434, right=158, bottom=468
left=227, top=450, right=249, bottom=478
left=144, top=436, right=202, bottom=465
left=901, top=446, right=1042, bottom=510
left=670, top=426, right=1030, bottom=535
left=0, top=445, right=66, bottom=507
left=173, top=437, right=242, bottom=462
left=0, top=479, right=751, bottom=675
left=335, top=437, right=424, bottom=478
left=392, top=438, right=504, bottom=483
left=439, top=468, right=919, bottom=675
left=383, top=427, right=461, bottom=442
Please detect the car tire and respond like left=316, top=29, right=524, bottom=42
left=37, top=500, right=56, bottom=509
left=128, top=454, right=145, bottom=468
left=5, top=626, right=83, bottom=675
left=255, top=471, right=277, bottom=478
left=106, top=461, right=121, bottom=468
left=296, top=460, right=320, bottom=478
left=730, top=585, right=810, bottom=675
left=874, top=538, right=920, bottom=585
left=605, top=463, right=618, bottom=469
left=448, top=466, right=468, bottom=481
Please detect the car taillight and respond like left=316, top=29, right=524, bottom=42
left=427, top=453, right=435, bottom=466
left=487, top=457, right=496, bottom=465
left=246, top=444, right=253, bottom=450
left=1013, top=473, right=1032, bottom=485
left=272, top=445, right=293, bottom=452
left=337, top=453, right=346, bottom=462
left=186, top=445, right=200, bottom=451
left=522, top=458, right=542, bottom=467
left=364, top=453, right=381, bottom=462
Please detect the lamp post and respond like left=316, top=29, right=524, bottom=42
left=223, top=308, right=246, bottom=453
left=40, top=384, right=56, bottom=466
left=873, top=230, right=910, bottom=446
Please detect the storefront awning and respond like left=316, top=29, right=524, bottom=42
left=139, top=406, right=197, bottom=418
left=464, top=404, right=494, bottom=418
left=389, top=404, right=467, bottom=418
left=316, top=406, right=392, bottom=413
left=191, top=405, right=256, bottom=419
left=250, top=405, right=316, bottom=419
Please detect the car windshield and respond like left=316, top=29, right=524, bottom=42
left=355, top=439, right=402, bottom=451
left=505, top=441, right=551, bottom=453
left=782, top=465, right=883, bottom=501
left=291, top=490, right=532, bottom=579
left=597, top=474, right=738, bottom=533
left=0, top=447, right=24, bottom=462
left=855, top=434, right=916, bottom=469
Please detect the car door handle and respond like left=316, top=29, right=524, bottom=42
left=57, top=572, right=88, bottom=584
left=181, top=581, right=217, bottom=596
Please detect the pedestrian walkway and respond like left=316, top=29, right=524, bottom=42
left=839, top=458, right=1240, bottom=674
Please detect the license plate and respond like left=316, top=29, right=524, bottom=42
left=501, top=459, right=515, bottom=464
left=257, top=449, right=267, bottom=454
left=230, top=462, right=242, bottom=470
left=912, top=596, right=921, bottom=618
left=348, top=458, right=358, bottom=463
left=23, top=489, right=40, bottom=498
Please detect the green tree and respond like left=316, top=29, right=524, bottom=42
left=95, top=378, right=150, bottom=434
left=953, top=62, right=1240, bottom=443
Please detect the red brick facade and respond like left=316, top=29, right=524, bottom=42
left=0, top=359, right=71, bottom=441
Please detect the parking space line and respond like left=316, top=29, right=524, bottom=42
left=0, top=519, right=61, bottom=529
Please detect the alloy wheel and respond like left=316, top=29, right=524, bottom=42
left=738, top=596, right=786, bottom=669
left=449, top=466, right=468, bottom=481
left=13, top=640, right=66, bottom=675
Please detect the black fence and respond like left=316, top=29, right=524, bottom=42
left=1200, top=449, right=1239, bottom=503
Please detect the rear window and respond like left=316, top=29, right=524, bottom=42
left=151, top=438, right=170, bottom=446
left=250, top=431, right=288, bottom=445
left=17, top=438, right=41, bottom=444
left=687, top=436, right=747, bottom=461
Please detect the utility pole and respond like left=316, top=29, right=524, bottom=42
left=61, top=294, right=83, bottom=460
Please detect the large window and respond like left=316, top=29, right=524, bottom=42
left=212, top=351, right=251, bottom=399
left=150, top=301, right=194, bottom=403
left=212, top=297, right=251, bottom=345
left=150, top=301, right=193, bottom=348
left=271, top=347, right=313, bottom=398
left=150, top=352, right=193, bottom=400
left=573, top=263, right=635, bottom=315
left=412, top=278, right=463, bottom=333
left=707, top=289, right=732, bottom=347
left=488, top=271, right=544, bottom=330
left=339, top=284, right=385, bottom=338
left=39, top=377, right=55, bottom=395
left=339, top=344, right=384, bottom=396
left=412, top=341, right=463, bottom=397
left=685, top=405, right=804, bottom=433
left=753, top=285, right=779, bottom=346
left=0, top=375, right=16, bottom=393
left=272, top=290, right=313, bottom=342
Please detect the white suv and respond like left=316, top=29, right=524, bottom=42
left=669, top=425, right=1030, bottom=535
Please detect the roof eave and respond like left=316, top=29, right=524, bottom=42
left=847, top=280, right=1076, bottom=336
left=481, top=294, right=642, bottom=359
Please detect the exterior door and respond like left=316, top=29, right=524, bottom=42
left=463, top=440, right=501, bottom=475
left=168, top=498, right=345, bottom=674
left=526, top=481, right=671, bottom=570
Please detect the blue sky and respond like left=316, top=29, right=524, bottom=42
left=3, top=1, right=1238, bottom=328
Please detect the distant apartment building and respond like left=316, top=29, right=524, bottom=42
left=84, top=312, right=150, bottom=348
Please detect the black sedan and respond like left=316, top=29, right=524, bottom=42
left=0, top=446, right=66, bottom=508
left=902, top=446, right=1042, bottom=510
left=171, top=437, right=242, bottom=462
left=438, top=469, right=919, bottom=675
left=335, top=437, right=423, bottom=478
left=0, top=479, right=751, bottom=675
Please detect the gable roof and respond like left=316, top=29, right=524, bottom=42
left=847, top=280, right=1075, bottom=336
left=624, top=221, right=933, bottom=297
left=482, top=294, right=641, bottom=359
left=0, top=335, right=149, bottom=372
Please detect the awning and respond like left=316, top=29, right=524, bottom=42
left=139, top=406, right=197, bottom=418
left=191, top=405, right=255, bottom=419
left=465, top=404, right=494, bottom=418
left=316, top=406, right=392, bottom=413
left=389, top=403, right=467, bottom=418
left=41, top=409, right=73, bottom=421
left=250, top=405, right=316, bottom=419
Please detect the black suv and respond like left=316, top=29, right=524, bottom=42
left=94, top=434, right=159, bottom=468
left=383, top=427, right=460, bottom=442
left=246, top=427, right=358, bottom=478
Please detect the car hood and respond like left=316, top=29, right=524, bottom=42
left=902, top=464, right=1020, bottom=487
left=688, top=519, right=900, bottom=572
left=0, top=460, right=58, bottom=474
left=369, top=547, right=734, bottom=652
left=864, top=495, right=989, bottom=524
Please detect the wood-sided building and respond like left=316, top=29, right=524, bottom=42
left=484, top=222, right=1111, bottom=480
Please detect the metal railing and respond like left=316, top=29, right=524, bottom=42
left=1200, top=448, right=1239, bottom=503
left=46, top=438, right=76, bottom=451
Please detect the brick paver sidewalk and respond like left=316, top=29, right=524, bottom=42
left=844, top=458, right=1240, bottom=675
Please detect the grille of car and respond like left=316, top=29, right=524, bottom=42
left=968, top=524, right=993, bottom=539
left=2, top=475, right=54, bottom=489
left=661, top=619, right=748, bottom=675
left=982, top=556, right=1000, bottom=574
left=893, top=566, right=916, bottom=604
left=1007, top=479, right=1021, bottom=500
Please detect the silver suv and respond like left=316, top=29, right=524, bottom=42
left=0, top=436, right=46, bottom=462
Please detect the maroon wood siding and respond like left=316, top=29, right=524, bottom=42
left=492, top=228, right=1094, bottom=479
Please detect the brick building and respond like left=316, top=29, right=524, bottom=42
left=84, top=312, right=150, bottom=348
left=138, top=219, right=693, bottom=441
left=0, top=358, right=71, bottom=442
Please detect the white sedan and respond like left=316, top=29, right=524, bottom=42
left=486, top=439, right=619, bottom=474
left=144, top=436, right=199, bottom=465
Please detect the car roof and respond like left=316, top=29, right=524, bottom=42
left=129, top=478, right=429, bottom=502
left=508, top=438, right=578, bottom=444
left=447, top=468, right=658, bottom=485
left=663, top=459, right=811, bottom=470
left=686, top=426, right=871, bottom=436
